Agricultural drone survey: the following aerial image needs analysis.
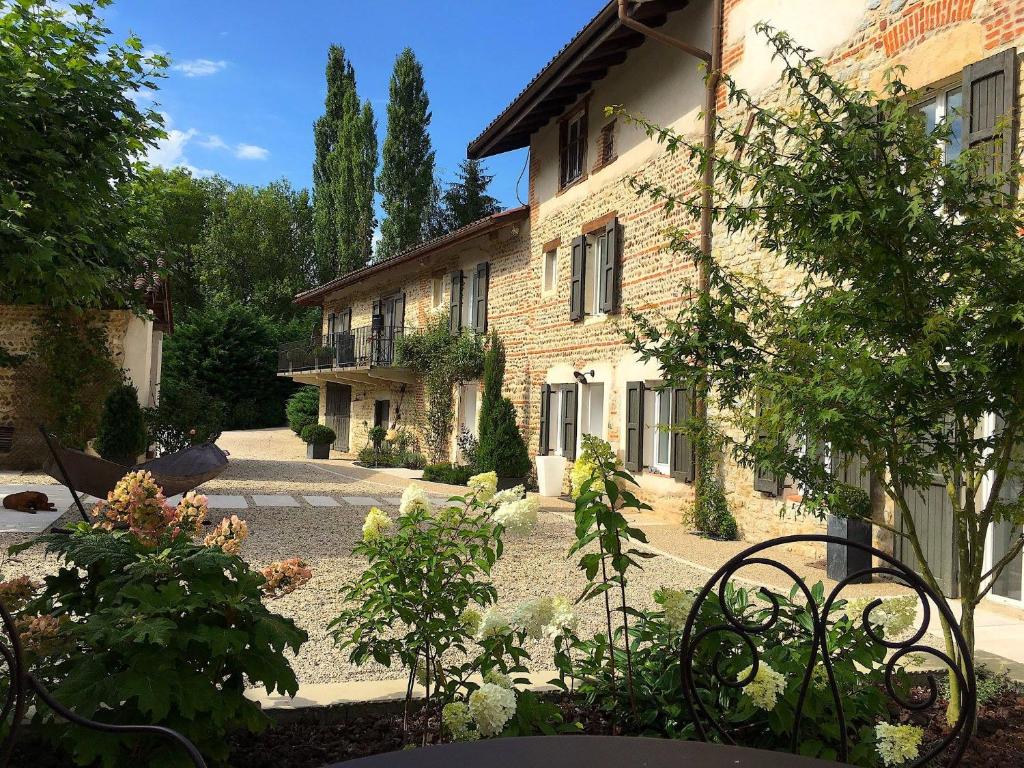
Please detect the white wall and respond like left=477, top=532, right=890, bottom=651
left=121, top=315, right=161, bottom=408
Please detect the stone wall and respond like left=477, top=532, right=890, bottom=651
left=0, top=305, right=133, bottom=469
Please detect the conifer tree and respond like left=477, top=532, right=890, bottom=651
left=442, top=159, right=500, bottom=231
left=377, top=48, right=435, bottom=261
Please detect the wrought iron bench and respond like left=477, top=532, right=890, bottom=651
left=0, top=599, right=207, bottom=767
left=680, top=534, right=976, bottom=767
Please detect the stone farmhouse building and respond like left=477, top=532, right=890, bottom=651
left=283, top=0, right=1024, bottom=605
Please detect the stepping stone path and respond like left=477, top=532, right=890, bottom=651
left=339, top=496, right=379, bottom=506
left=252, top=494, right=300, bottom=507
left=302, top=495, right=338, bottom=507
left=205, top=495, right=248, bottom=509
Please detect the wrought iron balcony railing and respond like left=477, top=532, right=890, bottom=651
left=277, top=325, right=408, bottom=374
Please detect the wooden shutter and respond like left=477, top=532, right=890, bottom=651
left=449, top=271, right=463, bottom=333
left=340, top=307, right=352, bottom=333
left=569, top=235, right=585, bottom=321
left=538, top=384, right=551, bottom=456
left=474, top=262, right=489, bottom=332
left=327, top=311, right=336, bottom=338
left=394, top=293, right=406, bottom=330
left=670, top=387, right=695, bottom=483
left=625, top=381, right=644, bottom=472
left=561, top=384, right=578, bottom=461
left=963, top=48, right=1018, bottom=193
left=752, top=400, right=783, bottom=495
left=598, top=218, right=620, bottom=314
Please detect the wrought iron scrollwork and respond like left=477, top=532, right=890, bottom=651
left=680, top=534, right=976, bottom=767
left=0, top=599, right=207, bottom=768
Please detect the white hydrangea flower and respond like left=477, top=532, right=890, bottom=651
left=399, top=484, right=431, bottom=517
left=442, top=701, right=478, bottom=742
left=492, top=495, right=539, bottom=533
left=467, top=471, right=498, bottom=502
left=738, top=662, right=786, bottom=711
left=875, top=723, right=923, bottom=767
left=661, top=588, right=695, bottom=631
left=511, top=597, right=555, bottom=640
left=476, top=607, right=511, bottom=640
left=460, top=607, right=483, bottom=637
left=361, top=507, right=392, bottom=542
left=490, top=485, right=525, bottom=507
left=844, top=595, right=918, bottom=638
left=468, top=682, right=516, bottom=737
left=483, top=669, right=513, bottom=690
left=543, top=595, right=578, bottom=640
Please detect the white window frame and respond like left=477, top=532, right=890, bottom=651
left=916, top=82, right=963, bottom=164
left=543, top=249, right=558, bottom=294
left=461, top=269, right=475, bottom=329
left=431, top=276, right=444, bottom=310
left=583, top=230, right=610, bottom=316
left=581, top=382, right=605, bottom=440
left=643, top=386, right=672, bottom=474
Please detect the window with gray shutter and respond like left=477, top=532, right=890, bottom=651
left=561, top=384, right=578, bottom=460
left=752, top=400, right=783, bottom=496
left=569, top=236, right=585, bottom=321
left=538, top=384, right=551, bottom=455
left=449, top=271, right=463, bottom=333
left=598, top=218, right=620, bottom=314
left=625, top=381, right=644, bottom=472
left=963, top=47, right=1018, bottom=193
left=670, top=387, right=695, bottom=483
left=473, top=262, right=489, bottom=332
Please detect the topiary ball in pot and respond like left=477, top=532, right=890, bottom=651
left=94, top=380, right=149, bottom=465
left=301, top=423, right=336, bottom=459
left=286, top=386, right=320, bottom=435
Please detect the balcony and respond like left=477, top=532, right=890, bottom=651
left=277, top=325, right=411, bottom=381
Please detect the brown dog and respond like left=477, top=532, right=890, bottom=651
left=2, top=491, right=56, bottom=513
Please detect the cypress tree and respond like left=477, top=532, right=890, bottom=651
left=377, top=48, right=435, bottom=261
left=442, top=159, right=500, bottom=231
left=312, top=45, right=376, bottom=281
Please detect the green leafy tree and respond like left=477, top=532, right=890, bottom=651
left=476, top=334, right=530, bottom=478
left=0, top=0, right=166, bottom=309
left=312, top=45, right=376, bottom=281
left=622, top=26, right=1024, bottom=722
left=377, top=48, right=436, bottom=260
left=94, top=381, right=149, bottom=465
left=286, top=386, right=320, bottom=435
left=441, top=159, right=501, bottom=232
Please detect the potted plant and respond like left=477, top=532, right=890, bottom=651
left=301, top=423, right=336, bottom=459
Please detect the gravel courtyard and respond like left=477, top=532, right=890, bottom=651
left=0, top=427, right=903, bottom=689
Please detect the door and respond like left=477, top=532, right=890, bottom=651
left=373, top=399, right=391, bottom=429
left=896, top=475, right=959, bottom=597
left=324, top=383, right=351, bottom=452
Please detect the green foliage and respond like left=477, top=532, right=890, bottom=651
left=395, top=313, right=484, bottom=462
left=0, top=0, right=167, bottom=310
left=301, top=423, right=336, bottom=445
left=422, top=463, right=474, bottom=486
left=377, top=48, right=436, bottom=260
left=570, top=435, right=618, bottom=498
left=313, top=45, right=377, bottom=279
left=144, top=379, right=225, bottom=454
left=20, top=525, right=306, bottom=767
left=358, top=427, right=426, bottom=468
left=476, top=334, right=530, bottom=479
left=22, top=312, right=121, bottom=449
left=286, top=386, right=320, bottom=435
left=94, top=381, right=148, bottom=465
left=688, top=429, right=737, bottom=540
left=440, top=159, right=501, bottom=232
left=162, top=303, right=295, bottom=430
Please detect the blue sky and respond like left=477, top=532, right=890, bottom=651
left=101, top=0, right=606, bottom=209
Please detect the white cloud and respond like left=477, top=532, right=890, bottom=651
left=235, top=143, right=269, bottom=161
left=127, top=88, right=156, bottom=105
left=198, top=134, right=228, bottom=150
left=172, top=58, right=228, bottom=77
left=146, top=126, right=197, bottom=169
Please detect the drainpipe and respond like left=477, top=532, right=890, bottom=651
left=617, top=0, right=725, bottom=498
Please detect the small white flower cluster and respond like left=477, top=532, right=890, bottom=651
left=441, top=701, right=478, bottom=741
left=476, top=607, right=511, bottom=640
left=468, top=682, right=517, bottom=737
left=510, top=595, right=577, bottom=640
left=738, top=662, right=787, bottom=711
left=361, top=507, right=392, bottom=542
left=874, top=722, right=923, bottom=767
left=490, top=484, right=525, bottom=507
left=660, top=588, right=695, bottom=631
left=399, top=484, right=431, bottom=517
left=467, top=471, right=497, bottom=502
left=492, top=495, right=539, bottom=533
left=460, top=607, right=483, bottom=637
left=844, top=595, right=918, bottom=638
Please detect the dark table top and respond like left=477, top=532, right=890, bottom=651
left=332, top=735, right=845, bottom=767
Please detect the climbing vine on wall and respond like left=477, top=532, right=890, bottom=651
left=395, top=312, right=484, bottom=463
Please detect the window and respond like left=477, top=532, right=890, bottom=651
left=643, top=388, right=672, bottom=474
left=583, top=232, right=607, bottom=315
left=595, top=120, right=616, bottom=170
left=917, top=84, right=963, bottom=163
left=538, top=383, right=578, bottom=460
left=461, top=269, right=475, bottom=329
left=581, top=383, right=605, bottom=439
left=431, top=276, right=444, bottom=309
left=559, top=109, right=587, bottom=189
left=624, top=381, right=694, bottom=482
left=543, top=249, right=558, bottom=293
left=570, top=219, right=619, bottom=321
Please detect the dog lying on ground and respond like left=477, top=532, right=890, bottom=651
left=2, top=491, right=56, bottom=513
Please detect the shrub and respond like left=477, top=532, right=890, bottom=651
left=286, top=386, right=320, bottom=435
left=476, top=335, right=531, bottom=479
left=423, top=462, right=474, bottom=486
left=570, top=435, right=618, bottom=498
left=456, top=427, right=480, bottom=468
left=144, top=379, right=226, bottom=454
left=93, top=380, right=149, bottom=465
left=10, top=472, right=308, bottom=767
left=301, top=423, right=336, bottom=445
left=688, top=429, right=738, bottom=540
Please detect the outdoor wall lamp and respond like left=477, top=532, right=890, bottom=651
left=573, top=370, right=595, bottom=385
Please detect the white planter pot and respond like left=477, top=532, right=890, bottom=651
left=535, top=455, right=567, bottom=497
